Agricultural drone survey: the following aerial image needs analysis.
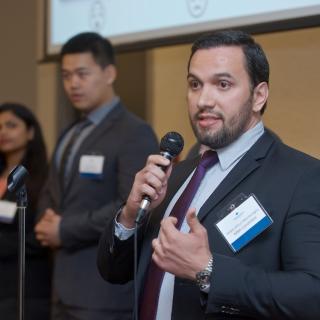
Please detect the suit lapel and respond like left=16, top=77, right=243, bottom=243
left=198, top=130, right=275, bottom=221
left=79, top=103, right=124, bottom=152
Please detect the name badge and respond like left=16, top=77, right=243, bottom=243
left=216, top=194, right=273, bottom=252
left=79, top=155, right=105, bottom=179
left=0, top=200, right=17, bottom=223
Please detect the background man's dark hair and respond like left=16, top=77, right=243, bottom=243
left=188, top=30, right=269, bottom=114
left=60, top=32, right=115, bottom=68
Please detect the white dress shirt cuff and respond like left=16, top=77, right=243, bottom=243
left=114, top=211, right=135, bottom=240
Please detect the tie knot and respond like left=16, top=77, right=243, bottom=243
left=75, top=118, right=92, bottom=133
left=199, top=150, right=218, bottom=170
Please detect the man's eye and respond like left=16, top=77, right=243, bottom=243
left=190, top=80, right=200, bottom=89
left=78, top=71, right=90, bottom=78
left=62, top=73, right=70, bottom=80
left=219, top=80, right=230, bottom=89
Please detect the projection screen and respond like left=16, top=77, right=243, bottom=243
left=46, top=0, right=320, bottom=55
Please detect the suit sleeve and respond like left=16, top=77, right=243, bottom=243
left=58, top=124, right=158, bottom=251
left=206, top=165, right=320, bottom=319
left=97, top=214, right=136, bottom=284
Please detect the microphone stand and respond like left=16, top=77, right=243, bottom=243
left=7, top=166, right=29, bottom=320
left=17, top=185, right=27, bottom=320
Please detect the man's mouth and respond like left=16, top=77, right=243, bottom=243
left=197, top=113, right=222, bottom=128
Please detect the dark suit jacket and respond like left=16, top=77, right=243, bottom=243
left=97, top=129, right=320, bottom=319
left=38, top=102, right=158, bottom=312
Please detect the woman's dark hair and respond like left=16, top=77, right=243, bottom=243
left=0, top=102, right=48, bottom=209
left=188, top=30, right=270, bottom=114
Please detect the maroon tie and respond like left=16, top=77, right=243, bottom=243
left=139, top=150, right=218, bottom=320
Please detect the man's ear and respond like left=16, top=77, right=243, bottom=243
left=104, top=64, right=117, bottom=85
left=252, top=82, right=269, bottom=113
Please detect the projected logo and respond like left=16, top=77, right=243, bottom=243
left=89, top=0, right=105, bottom=31
left=187, top=0, right=208, bottom=18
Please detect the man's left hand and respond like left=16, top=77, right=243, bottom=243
left=152, top=208, right=212, bottom=280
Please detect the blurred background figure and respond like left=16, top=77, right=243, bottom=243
left=35, top=32, right=158, bottom=320
left=0, top=102, right=51, bottom=320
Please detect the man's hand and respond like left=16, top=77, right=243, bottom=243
left=34, top=208, right=62, bottom=248
left=152, top=208, right=212, bottom=280
left=119, top=154, right=172, bottom=228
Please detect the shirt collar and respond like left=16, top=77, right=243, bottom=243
left=216, top=121, right=265, bottom=171
left=86, top=96, right=120, bottom=125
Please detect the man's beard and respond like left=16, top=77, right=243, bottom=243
left=190, top=96, right=254, bottom=150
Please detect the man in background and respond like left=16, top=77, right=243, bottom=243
left=35, top=32, right=158, bottom=320
left=97, top=30, right=320, bottom=319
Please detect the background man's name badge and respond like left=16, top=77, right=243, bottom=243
left=79, top=155, right=105, bottom=179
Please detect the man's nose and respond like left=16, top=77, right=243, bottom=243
left=197, top=86, right=216, bottom=110
left=69, top=74, right=80, bottom=88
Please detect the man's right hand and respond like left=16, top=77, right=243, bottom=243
left=119, top=154, right=172, bottom=228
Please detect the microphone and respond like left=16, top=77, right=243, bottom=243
left=7, top=165, right=29, bottom=207
left=7, top=165, right=29, bottom=193
left=135, top=131, right=184, bottom=224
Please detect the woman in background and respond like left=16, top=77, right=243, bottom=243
left=0, top=102, right=51, bottom=319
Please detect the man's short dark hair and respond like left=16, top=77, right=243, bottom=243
left=188, top=30, right=269, bottom=114
left=60, top=32, right=115, bottom=68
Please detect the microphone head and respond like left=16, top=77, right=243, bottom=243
left=7, top=165, right=29, bottom=193
left=160, top=131, right=184, bottom=158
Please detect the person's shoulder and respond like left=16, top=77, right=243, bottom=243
left=115, top=102, right=152, bottom=127
left=267, top=130, right=320, bottom=168
left=281, top=145, right=320, bottom=172
left=110, top=102, right=158, bottom=146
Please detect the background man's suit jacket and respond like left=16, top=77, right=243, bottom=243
left=98, top=130, right=320, bottom=319
left=38, top=102, right=158, bottom=312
